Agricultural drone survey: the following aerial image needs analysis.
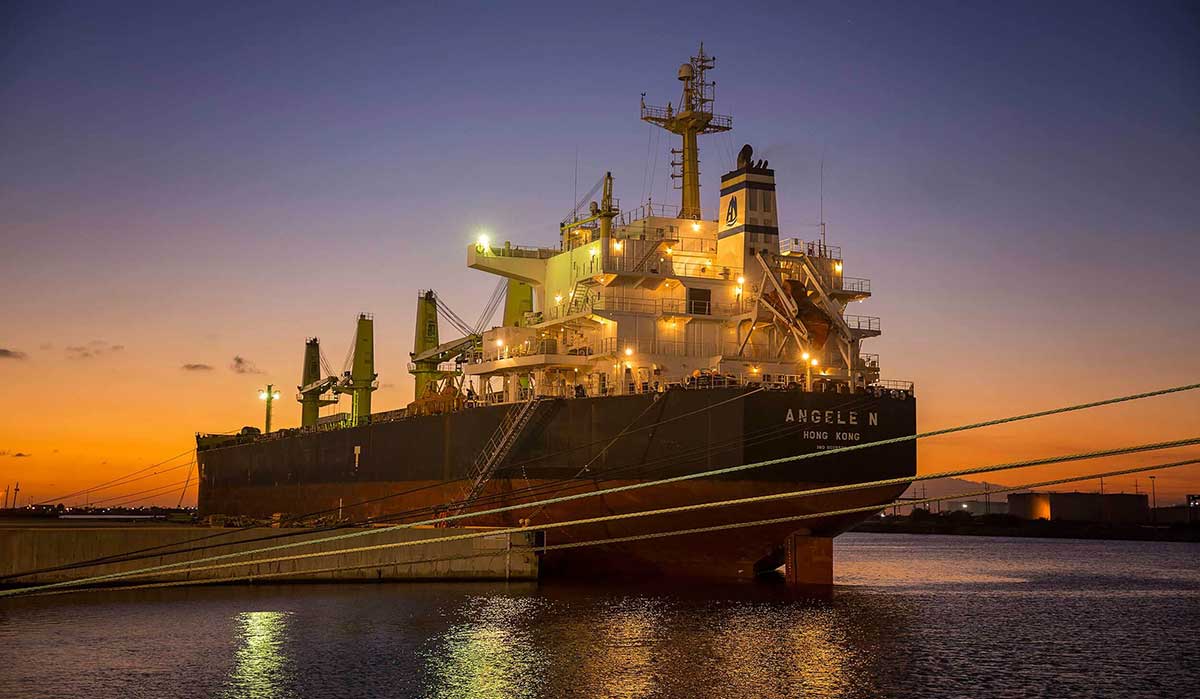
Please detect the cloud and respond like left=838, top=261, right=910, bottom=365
left=0, top=348, right=28, bottom=360
left=229, top=355, right=264, bottom=374
left=181, top=363, right=214, bottom=371
left=0, top=451, right=31, bottom=458
left=66, top=341, right=124, bottom=360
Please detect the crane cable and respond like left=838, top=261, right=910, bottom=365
left=473, top=279, right=507, bottom=334
left=436, top=295, right=475, bottom=338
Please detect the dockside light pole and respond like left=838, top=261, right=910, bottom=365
left=1150, top=476, right=1157, bottom=524
left=259, top=384, right=281, bottom=433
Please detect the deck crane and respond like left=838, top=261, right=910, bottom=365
left=296, top=313, right=378, bottom=427
left=408, top=280, right=529, bottom=412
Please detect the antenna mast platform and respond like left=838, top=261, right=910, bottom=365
left=640, top=43, right=732, bottom=220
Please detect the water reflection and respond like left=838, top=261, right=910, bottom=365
left=419, top=585, right=904, bottom=699
left=582, top=597, right=667, bottom=698
left=425, top=596, right=548, bottom=699
left=4, top=536, right=1193, bottom=699
left=224, top=610, right=293, bottom=699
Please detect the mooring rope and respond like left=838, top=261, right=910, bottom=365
left=21, top=456, right=1198, bottom=597
left=538, top=458, right=1200, bottom=551
left=4, top=427, right=1195, bottom=597
left=2, top=381, right=1195, bottom=596
left=64, top=438, right=1195, bottom=582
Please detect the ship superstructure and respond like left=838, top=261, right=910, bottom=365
left=464, top=45, right=892, bottom=407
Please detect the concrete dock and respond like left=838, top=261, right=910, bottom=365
left=0, top=523, right=538, bottom=588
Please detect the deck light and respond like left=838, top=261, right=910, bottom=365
left=555, top=294, right=563, bottom=304
left=737, top=276, right=745, bottom=285
left=495, top=339, right=504, bottom=348
left=624, top=347, right=633, bottom=356
left=614, top=240, right=623, bottom=251
left=666, top=247, right=673, bottom=255
left=691, top=222, right=700, bottom=232
left=802, top=352, right=810, bottom=361
left=811, top=358, right=819, bottom=367
left=834, top=262, right=843, bottom=272
left=477, top=233, right=490, bottom=250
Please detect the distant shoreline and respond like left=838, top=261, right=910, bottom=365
left=852, top=515, right=1199, bottom=543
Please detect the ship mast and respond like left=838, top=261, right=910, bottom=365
left=641, top=43, right=732, bottom=220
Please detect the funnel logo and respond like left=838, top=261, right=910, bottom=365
left=725, top=196, right=738, bottom=226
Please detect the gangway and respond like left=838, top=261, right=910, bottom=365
left=449, top=395, right=548, bottom=516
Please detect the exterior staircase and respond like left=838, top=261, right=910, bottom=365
left=565, top=280, right=594, bottom=315
left=449, top=395, right=547, bottom=516
left=630, top=238, right=673, bottom=273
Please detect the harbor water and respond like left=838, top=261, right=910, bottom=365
left=1, top=533, right=1196, bottom=698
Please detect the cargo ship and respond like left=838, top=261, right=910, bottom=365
left=197, top=46, right=916, bottom=583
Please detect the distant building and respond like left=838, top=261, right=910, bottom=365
left=1153, top=496, right=1200, bottom=525
left=1008, top=492, right=1149, bottom=524
left=949, top=500, right=1008, bottom=516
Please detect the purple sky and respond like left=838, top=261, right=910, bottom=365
left=1, top=0, right=1198, bottom=503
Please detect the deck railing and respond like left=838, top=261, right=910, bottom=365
left=475, top=243, right=558, bottom=259
left=780, top=238, right=842, bottom=260
left=843, top=314, right=881, bottom=332
left=838, top=276, right=871, bottom=293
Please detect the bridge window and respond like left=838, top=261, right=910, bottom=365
left=686, top=287, right=712, bottom=315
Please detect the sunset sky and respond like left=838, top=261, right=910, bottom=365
left=2, top=0, right=1197, bottom=507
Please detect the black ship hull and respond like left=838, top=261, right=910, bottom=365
left=198, top=387, right=916, bottom=579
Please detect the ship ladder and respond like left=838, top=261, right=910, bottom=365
left=565, top=280, right=594, bottom=315
left=629, top=238, right=673, bottom=274
left=450, top=395, right=546, bottom=517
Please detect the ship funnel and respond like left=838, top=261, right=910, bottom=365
left=716, top=143, right=780, bottom=288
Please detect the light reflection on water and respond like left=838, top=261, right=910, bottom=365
left=424, top=597, right=547, bottom=699
left=224, top=611, right=293, bottom=699
left=0, top=534, right=1195, bottom=698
